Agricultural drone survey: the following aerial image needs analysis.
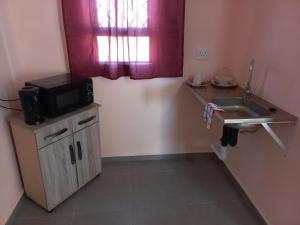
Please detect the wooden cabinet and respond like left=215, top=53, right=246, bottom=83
left=74, top=123, right=101, bottom=187
left=9, top=104, right=102, bottom=211
left=38, top=136, right=78, bottom=210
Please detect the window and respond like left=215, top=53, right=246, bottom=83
left=96, top=0, right=149, bottom=63
left=62, top=0, right=185, bottom=79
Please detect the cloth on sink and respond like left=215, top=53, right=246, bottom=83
left=202, top=103, right=224, bottom=129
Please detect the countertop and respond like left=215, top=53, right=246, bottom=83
left=185, top=83, right=298, bottom=125
left=9, top=103, right=101, bottom=131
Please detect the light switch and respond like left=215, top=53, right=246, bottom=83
left=196, top=48, right=209, bottom=60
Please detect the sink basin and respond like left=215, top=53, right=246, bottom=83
left=212, top=97, right=271, bottom=117
left=212, top=97, right=271, bottom=129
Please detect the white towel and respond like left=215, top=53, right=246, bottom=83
left=202, top=103, right=224, bottom=129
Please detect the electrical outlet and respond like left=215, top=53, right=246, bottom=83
left=196, top=48, right=209, bottom=60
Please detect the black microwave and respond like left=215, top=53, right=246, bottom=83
left=25, top=74, right=93, bottom=118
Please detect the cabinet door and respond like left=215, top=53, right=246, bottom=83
left=39, top=136, right=78, bottom=210
left=74, top=123, right=101, bottom=187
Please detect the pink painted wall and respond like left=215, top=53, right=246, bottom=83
left=0, top=2, right=23, bottom=224
left=0, top=43, right=23, bottom=225
left=0, top=0, right=235, bottom=222
left=2, top=0, right=300, bottom=224
left=0, top=0, right=68, bottom=223
left=225, top=0, right=300, bottom=224
left=95, top=0, right=236, bottom=156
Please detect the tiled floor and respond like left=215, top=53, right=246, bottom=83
left=11, top=155, right=266, bottom=225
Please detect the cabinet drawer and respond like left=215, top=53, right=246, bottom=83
left=35, top=120, right=72, bottom=149
left=72, top=107, right=99, bottom=132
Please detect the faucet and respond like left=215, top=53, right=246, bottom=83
left=245, top=59, right=255, bottom=96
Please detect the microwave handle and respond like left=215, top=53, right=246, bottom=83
left=78, top=116, right=96, bottom=125
left=44, top=128, right=68, bottom=140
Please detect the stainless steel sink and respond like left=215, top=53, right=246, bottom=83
left=186, top=83, right=298, bottom=150
left=212, top=97, right=271, bottom=117
left=185, top=82, right=297, bottom=129
left=212, top=97, right=271, bottom=129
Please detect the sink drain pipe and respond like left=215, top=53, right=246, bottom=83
left=211, top=126, right=239, bottom=160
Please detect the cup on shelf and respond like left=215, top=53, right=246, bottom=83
left=192, top=74, right=205, bottom=86
left=214, top=75, right=234, bottom=86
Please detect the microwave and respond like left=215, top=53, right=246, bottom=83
left=25, top=74, right=93, bottom=118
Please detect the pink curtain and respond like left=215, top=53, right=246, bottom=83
left=62, top=0, right=185, bottom=80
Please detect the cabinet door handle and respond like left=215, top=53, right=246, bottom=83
left=69, top=145, right=76, bottom=165
left=44, top=128, right=68, bottom=140
left=78, top=116, right=96, bottom=125
left=76, top=141, right=82, bottom=160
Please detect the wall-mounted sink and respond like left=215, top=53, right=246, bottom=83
left=185, top=80, right=298, bottom=152
left=185, top=83, right=297, bottom=130
left=211, top=97, right=272, bottom=129
left=212, top=97, right=271, bottom=117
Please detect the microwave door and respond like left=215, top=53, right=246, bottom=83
left=54, top=89, right=81, bottom=116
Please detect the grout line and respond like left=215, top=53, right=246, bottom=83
left=127, top=171, right=135, bottom=225
left=102, top=152, right=213, bottom=162
left=68, top=199, right=76, bottom=225
left=187, top=199, right=243, bottom=207
left=12, top=213, right=73, bottom=220
left=11, top=214, right=74, bottom=223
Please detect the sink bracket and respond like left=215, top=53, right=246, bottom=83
left=261, top=123, right=287, bottom=155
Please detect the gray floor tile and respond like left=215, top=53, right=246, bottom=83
left=133, top=208, right=189, bottom=225
left=187, top=202, right=264, bottom=225
left=72, top=210, right=132, bottom=225
left=75, top=175, right=132, bottom=214
left=169, top=158, right=226, bottom=176
left=177, top=170, right=243, bottom=204
left=15, top=196, right=76, bottom=219
left=108, top=155, right=224, bottom=175
left=13, top=215, right=72, bottom=225
left=102, top=161, right=130, bottom=176
left=13, top=156, right=265, bottom=225
left=175, top=155, right=220, bottom=168
left=77, top=174, right=130, bottom=197
left=127, top=157, right=216, bottom=175
left=130, top=172, right=185, bottom=210
left=128, top=160, right=176, bottom=174
left=75, top=193, right=132, bottom=215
